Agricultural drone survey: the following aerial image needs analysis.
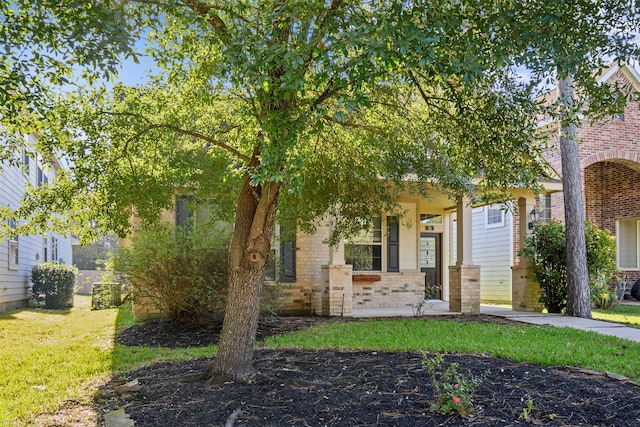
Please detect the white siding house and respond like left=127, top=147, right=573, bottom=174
left=450, top=204, right=514, bottom=304
left=0, top=135, right=72, bottom=312
left=472, top=204, right=513, bottom=303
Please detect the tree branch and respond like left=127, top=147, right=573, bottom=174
left=99, top=111, right=250, bottom=162
left=322, top=114, right=387, bottom=134
left=180, top=0, right=231, bottom=44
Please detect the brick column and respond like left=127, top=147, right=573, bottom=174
left=511, top=260, right=543, bottom=312
left=321, top=264, right=353, bottom=317
left=449, top=265, right=481, bottom=313
left=511, top=197, right=544, bottom=312
left=448, top=197, right=481, bottom=313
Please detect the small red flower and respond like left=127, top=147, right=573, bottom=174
left=453, top=397, right=461, bottom=404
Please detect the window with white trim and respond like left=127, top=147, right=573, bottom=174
left=539, top=194, right=552, bottom=222
left=345, top=216, right=382, bottom=271
left=51, top=236, right=59, bottom=262
left=37, top=166, right=48, bottom=187
left=486, top=204, right=505, bottom=228
left=21, top=149, right=30, bottom=175
left=7, top=219, right=18, bottom=270
left=618, top=218, right=640, bottom=270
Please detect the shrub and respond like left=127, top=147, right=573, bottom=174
left=519, top=221, right=567, bottom=313
left=114, top=223, right=231, bottom=322
left=520, top=220, right=620, bottom=313
left=422, top=353, right=484, bottom=417
left=585, top=222, right=620, bottom=309
left=30, top=263, right=77, bottom=309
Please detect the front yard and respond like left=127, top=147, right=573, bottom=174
left=1, top=295, right=639, bottom=425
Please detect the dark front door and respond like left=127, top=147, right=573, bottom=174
left=420, top=233, right=441, bottom=299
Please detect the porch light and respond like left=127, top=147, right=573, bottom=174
left=528, top=207, right=540, bottom=230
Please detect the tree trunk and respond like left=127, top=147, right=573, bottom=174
left=558, top=75, right=591, bottom=318
left=208, top=162, right=280, bottom=382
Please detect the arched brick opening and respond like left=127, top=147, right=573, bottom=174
left=583, top=153, right=640, bottom=287
left=583, top=154, right=640, bottom=233
left=581, top=149, right=640, bottom=172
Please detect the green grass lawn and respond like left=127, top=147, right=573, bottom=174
left=1, top=296, right=639, bottom=426
left=0, top=295, right=217, bottom=427
left=593, top=303, right=640, bottom=329
left=263, top=318, right=640, bottom=381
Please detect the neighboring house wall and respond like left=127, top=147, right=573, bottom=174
left=454, top=205, right=514, bottom=304
left=544, top=65, right=640, bottom=285
left=472, top=205, right=513, bottom=303
left=0, top=138, right=73, bottom=312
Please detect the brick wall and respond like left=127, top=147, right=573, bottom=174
left=584, top=162, right=640, bottom=230
left=545, top=70, right=640, bottom=219
left=351, top=272, right=424, bottom=309
left=545, top=68, right=640, bottom=283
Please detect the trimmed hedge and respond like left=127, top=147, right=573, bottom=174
left=31, top=263, right=78, bottom=309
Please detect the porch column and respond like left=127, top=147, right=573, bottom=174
left=449, top=197, right=481, bottom=313
left=322, top=221, right=353, bottom=316
left=512, top=197, right=543, bottom=312
left=329, top=238, right=345, bottom=265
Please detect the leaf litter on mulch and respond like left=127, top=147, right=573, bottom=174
left=101, top=315, right=640, bottom=426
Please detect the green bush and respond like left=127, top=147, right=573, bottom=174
left=113, top=223, right=231, bottom=322
left=30, top=263, right=78, bottom=309
left=520, top=220, right=620, bottom=313
left=585, top=222, right=620, bottom=309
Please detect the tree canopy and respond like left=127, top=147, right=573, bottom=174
left=1, top=0, right=638, bottom=380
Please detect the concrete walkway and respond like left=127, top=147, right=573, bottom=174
left=352, top=300, right=640, bottom=343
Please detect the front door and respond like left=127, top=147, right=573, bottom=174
left=420, top=233, right=441, bottom=299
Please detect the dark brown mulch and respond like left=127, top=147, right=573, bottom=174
left=103, top=315, right=640, bottom=427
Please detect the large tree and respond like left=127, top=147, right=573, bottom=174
left=501, top=1, right=640, bottom=318
left=2, top=0, right=638, bottom=380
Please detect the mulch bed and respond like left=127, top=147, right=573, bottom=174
left=101, top=315, right=640, bottom=426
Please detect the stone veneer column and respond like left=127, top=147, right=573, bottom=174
left=512, top=197, right=544, bottom=312
left=321, top=264, right=353, bottom=317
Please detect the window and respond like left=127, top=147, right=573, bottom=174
left=43, top=237, right=48, bottom=262
left=7, top=219, right=18, bottom=270
left=420, top=213, right=443, bottom=225
left=486, top=204, right=505, bottom=228
left=618, top=218, right=640, bottom=270
left=37, top=166, right=48, bottom=187
left=539, top=194, right=552, bottom=222
left=21, top=149, right=30, bottom=174
left=345, top=216, right=382, bottom=271
left=51, top=237, right=59, bottom=262
left=175, top=196, right=193, bottom=231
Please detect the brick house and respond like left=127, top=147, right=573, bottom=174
left=135, top=63, right=640, bottom=319
left=131, top=178, right=558, bottom=320
left=263, top=180, right=561, bottom=317
left=272, top=63, right=640, bottom=315
left=540, top=63, right=640, bottom=288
